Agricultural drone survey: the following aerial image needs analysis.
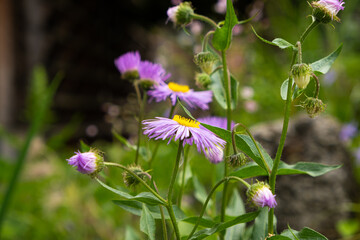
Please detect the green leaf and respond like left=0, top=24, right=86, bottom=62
left=268, top=236, right=292, bottom=240
left=231, top=161, right=341, bottom=179
left=187, top=211, right=260, bottom=240
left=113, top=200, right=186, bottom=220
left=181, top=217, right=216, bottom=228
left=178, top=99, right=196, bottom=120
left=310, top=44, right=342, bottom=74
left=250, top=207, right=268, bottom=240
left=201, top=123, right=273, bottom=174
left=96, top=178, right=164, bottom=205
left=125, top=226, right=141, bottom=240
left=225, top=189, right=245, bottom=240
left=80, top=140, right=91, bottom=152
left=251, top=26, right=295, bottom=50
left=140, top=204, right=156, bottom=240
left=209, top=70, right=238, bottom=110
left=280, top=79, right=289, bottom=101
left=212, top=0, right=238, bottom=50
left=280, top=227, right=328, bottom=240
left=113, top=130, right=136, bottom=150
left=192, top=175, right=211, bottom=206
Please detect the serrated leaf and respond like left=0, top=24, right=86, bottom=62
left=96, top=178, right=164, bottom=205
left=212, top=0, right=238, bottom=50
left=201, top=123, right=273, bottom=174
left=310, top=44, right=342, bottom=74
left=140, top=204, right=156, bottom=240
left=113, top=200, right=186, bottom=220
left=187, top=211, right=260, bottom=240
left=231, top=161, right=341, bottom=179
left=279, top=227, right=328, bottom=240
left=251, top=26, right=295, bottom=50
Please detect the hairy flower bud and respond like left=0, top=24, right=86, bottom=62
left=194, top=52, right=218, bottom=75
left=195, top=72, right=211, bottom=89
left=167, top=2, right=194, bottom=26
left=301, top=97, right=326, bottom=118
left=311, top=0, right=345, bottom=23
left=291, top=63, right=312, bottom=89
left=247, top=182, right=277, bottom=209
left=227, top=152, right=248, bottom=168
left=123, top=165, right=148, bottom=188
left=67, top=149, right=104, bottom=177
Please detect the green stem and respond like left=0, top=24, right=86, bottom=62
left=178, top=146, right=190, bottom=208
left=103, top=162, right=167, bottom=204
left=202, top=30, right=215, bottom=51
left=135, top=86, right=147, bottom=165
left=267, top=20, right=319, bottom=234
left=169, top=102, right=177, bottom=119
left=191, top=13, right=218, bottom=29
left=150, top=179, right=168, bottom=240
left=167, top=141, right=183, bottom=240
left=187, top=176, right=250, bottom=240
left=312, top=73, right=320, bottom=99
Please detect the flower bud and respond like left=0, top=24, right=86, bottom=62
left=246, top=182, right=277, bottom=209
left=195, top=72, right=211, bottom=89
left=167, top=2, right=194, bottom=26
left=311, top=0, right=345, bottom=23
left=291, top=63, right=312, bottom=89
left=227, top=152, right=248, bottom=168
left=194, top=52, right=218, bottom=75
left=67, top=149, right=104, bottom=177
left=123, top=165, right=148, bottom=188
left=114, top=51, right=141, bottom=82
left=300, top=97, right=326, bottom=118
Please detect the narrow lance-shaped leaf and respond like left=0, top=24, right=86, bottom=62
left=140, top=204, right=156, bottom=240
left=310, top=44, right=343, bottom=74
left=278, top=227, right=328, bottom=240
left=251, top=26, right=296, bottom=50
left=209, top=70, right=238, bottom=110
left=212, top=0, right=238, bottom=50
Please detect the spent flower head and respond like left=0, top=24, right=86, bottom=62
left=67, top=149, right=104, bottom=176
left=195, top=72, right=211, bottom=89
left=311, top=0, right=345, bottom=23
left=167, top=2, right=194, bottom=26
left=114, top=51, right=141, bottom=81
left=300, top=97, right=326, bottom=118
left=194, top=52, right=218, bottom=75
left=123, top=165, right=149, bottom=188
left=247, top=182, right=277, bottom=209
left=147, top=82, right=213, bottom=110
left=143, top=115, right=226, bottom=163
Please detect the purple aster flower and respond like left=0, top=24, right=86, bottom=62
left=114, top=51, right=141, bottom=79
left=317, top=0, right=345, bottom=15
left=67, top=150, right=104, bottom=175
left=339, top=122, right=358, bottom=142
left=143, top=115, right=226, bottom=163
left=312, top=0, right=345, bottom=22
left=247, top=182, right=277, bottom=209
left=138, top=61, right=171, bottom=87
left=198, top=116, right=234, bottom=130
left=147, top=82, right=213, bottom=110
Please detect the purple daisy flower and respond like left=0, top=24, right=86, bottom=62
left=339, top=122, right=358, bottom=142
left=139, top=61, right=171, bottom=86
left=143, top=115, right=226, bottom=163
left=147, top=82, right=213, bottom=110
left=67, top=150, right=104, bottom=175
left=247, top=182, right=277, bottom=209
left=114, top=51, right=141, bottom=75
left=317, top=0, right=345, bottom=16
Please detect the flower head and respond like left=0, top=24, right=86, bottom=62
left=167, top=2, right=194, bottom=26
left=138, top=61, right=171, bottom=89
left=291, top=63, right=313, bottom=89
left=247, top=182, right=277, bottom=209
left=114, top=51, right=141, bottom=81
left=123, top=165, right=149, bottom=188
left=67, top=149, right=104, bottom=176
left=143, top=115, right=226, bottom=163
left=300, top=97, right=326, bottom=118
left=311, top=0, right=345, bottom=23
left=147, top=82, right=213, bottom=110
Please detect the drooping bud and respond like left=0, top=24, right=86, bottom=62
left=123, top=165, right=148, bottom=188
left=291, top=63, right=312, bottom=89
left=300, top=97, right=326, bottom=118
left=227, top=152, right=249, bottom=168
left=194, top=52, right=218, bottom=75
left=195, top=72, right=211, bottom=89
left=67, top=149, right=104, bottom=177
left=167, top=2, right=194, bottom=26
left=311, top=0, right=345, bottom=23
left=246, top=182, right=277, bottom=209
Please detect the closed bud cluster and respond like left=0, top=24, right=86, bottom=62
left=311, top=0, right=345, bottom=23
left=123, top=165, right=148, bottom=188
left=195, top=72, right=211, bottom=89
left=227, top=152, right=248, bottom=168
left=291, top=63, right=312, bottom=89
left=301, top=97, right=326, bottom=118
left=246, top=181, right=277, bottom=209
left=67, top=149, right=104, bottom=177
left=194, top=52, right=218, bottom=75
left=167, top=2, right=194, bottom=26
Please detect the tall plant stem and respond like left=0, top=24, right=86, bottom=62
left=220, top=49, right=232, bottom=239
left=178, top=146, right=189, bottom=208
left=267, top=20, right=319, bottom=234
left=167, top=141, right=183, bottom=240
left=135, top=88, right=147, bottom=165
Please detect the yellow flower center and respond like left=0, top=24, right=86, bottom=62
left=172, top=115, right=200, bottom=128
left=168, top=82, right=190, bottom=93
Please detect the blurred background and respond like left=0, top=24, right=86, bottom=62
left=0, top=0, right=359, bottom=239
